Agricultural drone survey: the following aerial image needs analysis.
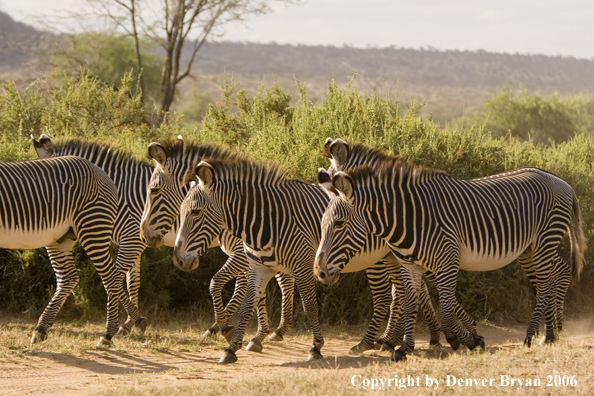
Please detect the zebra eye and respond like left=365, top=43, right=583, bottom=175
left=191, top=208, right=201, bottom=215
left=150, top=187, right=160, bottom=194
left=334, top=219, right=345, bottom=229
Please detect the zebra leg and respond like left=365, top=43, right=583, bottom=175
left=78, top=228, right=143, bottom=346
left=551, top=255, right=571, bottom=336
left=220, top=265, right=276, bottom=364
left=375, top=264, right=405, bottom=352
left=269, top=272, right=295, bottom=341
left=418, top=279, right=441, bottom=346
left=205, top=254, right=249, bottom=341
left=116, top=240, right=146, bottom=336
left=294, top=266, right=324, bottom=361
left=349, top=264, right=391, bottom=354
left=246, top=289, right=270, bottom=352
left=390, top=264, right=424, bottom=362
left=434, top=266, right=484, bottom=351
left=31, top=242, right=78, bottom=344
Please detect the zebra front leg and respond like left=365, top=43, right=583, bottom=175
left=31, top=244, right=78, bottom=344
left=390, top=264, right=424, bottom=362
left=269, top=272, right=295, bottom=341
left=418, top=279, right=441, bottom=347
left=435, top=267, right=484, bottom=352
left=294, top=267, right=324, bottom=361
left=350, top=264, right=391, bottom=354
left=220, top=265, right=276, bottom=364
left=117, top=244, right=145, bottom=336
left=205, top=257, right=248, bottom=341
left=377, top=275, right=405, bottom=352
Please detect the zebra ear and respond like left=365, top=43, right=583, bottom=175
left=328, top=139, right=350, bottom=167
left=174, top=135, right=184, bottom=149
left=332, top=172, right=354, bottom=200
left=32, top=134, right=55, bottom=159
left=195, top=161, right=214, bottom=189
left=318, top=168, right=339, bottom=198
left=148, top=143, right=167, bottom=167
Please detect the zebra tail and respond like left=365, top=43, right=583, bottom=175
left=569, top=193, right=586, bottom=285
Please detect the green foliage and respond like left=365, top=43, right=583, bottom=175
left=474, top=86, right=594, bottom=145
left=51, top=32, right=164, bottom=103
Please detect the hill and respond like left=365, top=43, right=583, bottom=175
left=1, top=10, right=593, bottom=122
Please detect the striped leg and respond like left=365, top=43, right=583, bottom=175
left=268, top=272, right=295, bottom=341
left=246, top=289, right=271, bottom=352
left=220, top=265, right=277, bottom=363
left=77, top=224, right=143, bottom=345
left=116, top=238, right=146, bottom=336
left=349, top=264, right=391, bottom=354
left=31, top=240, right=78, bottom=344
left=294, top=266, right=324, bottom=361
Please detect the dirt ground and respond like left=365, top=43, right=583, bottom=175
left=1, top=321, right=593, bottom=396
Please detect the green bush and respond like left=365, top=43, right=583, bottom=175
left=473, top=86, right=594, bottom=145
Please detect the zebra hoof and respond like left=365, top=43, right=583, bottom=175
left=97, top=335, right=113, bottom=347
left=307, top=346, right=323, bottom=361
left=116, top=326, right=130, bottom=337
left=246, top=338, right=263, bottom=353
left=219, top=349, right=238, bottom=364
left=523, top=336, right=533, bottom=348
left=379, top=341, right=395, bottom=353
left=268, top=331, right=284, bottom=341
left=470, top=335, right=485, bottom=351
left=446, top=335, right=460, bottom=351
left=134, top=317, right=147, bottom=334
left=541, top=336, right=556, bottom=345
left=221, top=326, right=235, bottom=342
left=30, top=329, right=47, bottom=344
left=202, top=327, right=217, bottom=338
left=429, top=340, right=442, bottom=348
left=391, top=350, right=407, bottom=362
left=349, top=342, right=372, bottom=355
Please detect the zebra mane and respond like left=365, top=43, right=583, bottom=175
left=343, top=141, right=403, bottom=167
left=345, top=155, right=448, bottom=186
left=50, top=137, right=151, bottom=168
left=150, top=137, right=236, bottom=164
left=204, top=156, right=292, bottom=186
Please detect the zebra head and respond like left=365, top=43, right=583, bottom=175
left=140, top=138, right=186, bottom=247
left=173, top=161, right=225, bottom=271
left=314, top=169, right=368, bottom=285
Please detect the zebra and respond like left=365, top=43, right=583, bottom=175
left=315, top=148, right=585, bottom=361
left=139, top=137, right=298, bottom=344
left=320, top=138, right=479, bottom=349
left=140, top=139, right=424, bottom=356
left=0, top=155, right=143, bottom=345
left=32, top=135, right=259, bottom=341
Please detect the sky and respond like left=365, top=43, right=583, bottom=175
left=1, top=0, right=593, bottom=59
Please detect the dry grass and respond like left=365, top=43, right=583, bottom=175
left=1, top=314, right=592, bottom=396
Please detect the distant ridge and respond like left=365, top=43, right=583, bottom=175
left=0, top=10, right=44, bottom=69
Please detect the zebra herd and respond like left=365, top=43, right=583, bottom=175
left=1, top=134, right=584, bottom=364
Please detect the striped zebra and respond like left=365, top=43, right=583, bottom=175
left=315, top=148, right=585, bottom=361
left=32, top=135, right=258, bottom=341
left=320, top=138, right=479, bottom=349
left=139, top=138, right=297, bottom=343
left=141, top=140, right=422, bottom=357
left=0, top=155, right=143, bottom=345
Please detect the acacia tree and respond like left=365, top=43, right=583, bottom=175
left=81, top=0, right=297, bottom=112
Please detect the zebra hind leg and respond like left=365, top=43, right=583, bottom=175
left=31, top=243, right=78, bottom=344
left=245, top=293, right=270, bottom=352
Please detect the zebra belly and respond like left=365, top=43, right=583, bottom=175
left=458, top=246, right=526, bottom=272
left=0, top=222, right=73, bottom=250
left=342, top=247, right=390, bottom=273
